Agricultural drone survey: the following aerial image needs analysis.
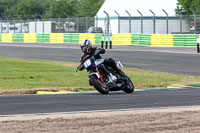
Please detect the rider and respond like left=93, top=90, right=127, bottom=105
left=77, top=39, right=120, bottom=73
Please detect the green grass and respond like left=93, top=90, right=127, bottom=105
left=0, top=57, right=200, bottom=92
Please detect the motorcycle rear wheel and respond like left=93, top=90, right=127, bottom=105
left=90, top=75, right=109, bottom=94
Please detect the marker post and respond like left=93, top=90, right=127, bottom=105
left=109, top=33, right=112, bottom=49
left=101, top=34, right=104, bottom=48
left=197, top=35, right=199, bottom=53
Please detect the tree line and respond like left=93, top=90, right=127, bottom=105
left=0, top=0, right=199, bottom=20
left=0, top=0, right=104, bottom=19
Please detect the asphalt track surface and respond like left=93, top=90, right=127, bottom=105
left=0, top=44, right=200, bottom=115
left=0, top=44, right=199, bottom=76
left=0, top=88, right=200, bottom=115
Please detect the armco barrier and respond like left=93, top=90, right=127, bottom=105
left=95, top=34, right=102, bottom=45
left=13, top=34, right=24, bottom=43
left=37, top=34, right=50, bottom=43
left=0, top=33, right=198, bottom=49
left=151, top=34, right=173, bottom=47
left=64, top=33, right=79, bottom=44
left=24, top=33, right=37, bottom=43
left=132, top=34, right=151, bottom=46
left=112, top=34, right=132, bottom=45
left=79, top=34, right=95, bottom=44
left=50, top=33, right=64, bottom=43
left=173, top=34, right=197, bottom=47
left=1, top=34, right=12, bottom=43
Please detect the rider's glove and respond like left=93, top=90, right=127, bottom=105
left=76, top=64, right=84, bottom=72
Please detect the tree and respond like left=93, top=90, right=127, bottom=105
left=78, top=0, right=104, bottom=17
left=0, top=0, right=23, bottom=18
left=2, top=0, right=52, bottom=19
left=45, top=0, right=78, bottom=18
left=0, top=0, right=105, bottom=20
left=177, top=0, right=200, bottom=14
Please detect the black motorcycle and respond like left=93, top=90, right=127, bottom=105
left=76, top=56, right=134, bottom=94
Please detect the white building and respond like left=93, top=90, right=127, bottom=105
left=96, top=0, right=191, bottom=34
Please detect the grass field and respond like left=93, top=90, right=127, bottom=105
left=0, top=57, right=199, bottom=94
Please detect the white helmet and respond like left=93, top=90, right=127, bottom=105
left=80, top=39, right=92, bottom=53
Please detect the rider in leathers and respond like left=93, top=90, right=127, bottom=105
left=77, top=39, right=121, bottom=74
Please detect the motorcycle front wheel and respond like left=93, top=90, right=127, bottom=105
left=89, top=75, right=109, bottom=94
left=123, top=76, right=134, bottom=93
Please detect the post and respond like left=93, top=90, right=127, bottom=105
left=177, top=11, right=183, bottom=33
left=101, top=33, right=104, bottom=48
left=190, top=8, right=196, bottom=34
left=17, top=16, right=22, bottom=33
left=56, top=13, right=61, bottom=33
left=0, top=17, right=2, bottom=33
left=150, top=9, right=156, bottom=34
left=114, top=10, right=120, bottom=33
left=104, top=11, right=110, bottom=34
left=109, top=33, right=112, bottom=49
left=95, top=15, right=98, bottom=27
left=32, top=15, right=37, bottom=33
left=137, top=10, right=143, bottom=34
left=86, top=17, right=88, bottom=33
left=39, top=14, right=44, bottom=33
left=76, top=16, right=79, bottom=33
left=197, top=35, right=200, bottom=53
left=25, top=16, right=30, bottom=33
left=162, top=9, right=168, bottom=34
left=6, top=17, right=9, bottom=33
left=9, top=16, right=15, bottom=33
left=125, top=10, right=131, bottom=33
left=105, top=34, right=108, bottom=49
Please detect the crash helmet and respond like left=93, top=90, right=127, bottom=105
left=80, top=39, right=92, bottom=53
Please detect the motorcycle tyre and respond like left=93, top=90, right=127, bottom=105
left=122, top=75, right=134, bottom=93
left=90, top=75, right=109, bottom=95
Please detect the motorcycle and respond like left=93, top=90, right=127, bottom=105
left=76, top=56, right=134, bottom=94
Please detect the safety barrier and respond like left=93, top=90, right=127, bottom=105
left=37, top=34, right=50, bottom=43
left=24, top=33, right=37, bottom=43
left=173, top=34, right=197, bottom=47
left=0, top=33, right=198, bottom=49
left=112, top=34, right=132, bottom=45
left=64, top=33, right=79, bottom=44
left=79, top=34, right=95, bottom=44
left=132, top=34, right=151, bottom=46
left=1, top=34, right=12, bottom=43
left=13, top=34, right=24, bottom=43
left=151, top=34, right=174, bottom=47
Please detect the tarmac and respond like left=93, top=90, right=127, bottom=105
left=0, top=43, right=199, bottom=54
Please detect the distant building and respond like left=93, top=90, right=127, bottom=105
left=96, top=0, right=192, bottom=34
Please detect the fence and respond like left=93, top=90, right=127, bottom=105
left=1, top=13, right=200, bottom=34
left=0, top=17, right=95, bottom=34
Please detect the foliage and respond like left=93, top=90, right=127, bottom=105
left=78, top=0, right=104, bottom=17
left=45, top=0, right=78, bottom=18
left=177, top=0, right=200, bottom=15
left=3, top=0, right=47, bottom=19
left=0, top=0, right=104, bottom=19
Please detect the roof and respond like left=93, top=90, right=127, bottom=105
left=96, top=0, right=178, bottom=17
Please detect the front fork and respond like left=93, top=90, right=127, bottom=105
left=97, top=70, right=104, bottom=83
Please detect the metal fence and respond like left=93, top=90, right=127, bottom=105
left=0, top=17, right=95, bottom=34
left=1, top=13, right=200, bottom=34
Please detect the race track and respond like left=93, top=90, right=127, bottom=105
left=0, top=88, right=200, bottom=115
left=0, top=45, right=199, bottom=76
left=0, top=44, right=199, bottom=115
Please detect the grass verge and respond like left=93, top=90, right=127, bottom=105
left=0, top=57, right=199, bottom=95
